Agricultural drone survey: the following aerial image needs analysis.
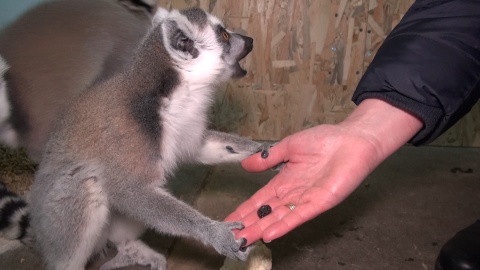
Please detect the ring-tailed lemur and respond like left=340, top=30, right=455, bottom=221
left=0, top=0, right=155, bottom=249
left=23, top=7, right=266, bottom=270
left=0, top=0, right=155, bottom=163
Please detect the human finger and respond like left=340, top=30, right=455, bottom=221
left=261, top=203, right=318, bottom=242
left=229, top=198, right=286, bottom=246
left=235, top=201, right=308, bottom=246
left=224, top=180, right=278, bottom=223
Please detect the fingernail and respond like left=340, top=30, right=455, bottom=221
left=240, top=238, right=247, bottom=247
left=263, top=240, right=271, bottom=244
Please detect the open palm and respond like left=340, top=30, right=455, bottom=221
left=225, top=124, right=380, bottom=245
left=225, top=99, right=423, bottom=246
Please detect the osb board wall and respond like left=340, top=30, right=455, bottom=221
left=157, top=0, right=480, bottom=147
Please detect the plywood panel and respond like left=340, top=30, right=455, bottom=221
left=157, top=0, right=480, bottom=147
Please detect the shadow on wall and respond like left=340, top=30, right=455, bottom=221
left=0, top=0, right=46, bottom=31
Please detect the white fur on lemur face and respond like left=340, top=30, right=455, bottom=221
left=153, top=8, right=253, bottom=85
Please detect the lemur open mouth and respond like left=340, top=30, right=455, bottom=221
left=232, top=36, right=253, bottom=78
left=233, top=62, right=247, bottom=78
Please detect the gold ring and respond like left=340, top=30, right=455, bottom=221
left=285, top=203, right=296, bottom=211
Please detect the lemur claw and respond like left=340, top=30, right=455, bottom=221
left=255, top=142, right=288, bottom=170
left=256, top=143, right=271, bottom=159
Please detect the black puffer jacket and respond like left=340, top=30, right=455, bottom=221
left=352, top=0, right=480, bottom=145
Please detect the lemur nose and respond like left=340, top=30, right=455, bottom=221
left=240, top=35, right=253, bottom=59
left=245, top=36, right=253, bottom=47
left=244, top=36, right=253, bottom=52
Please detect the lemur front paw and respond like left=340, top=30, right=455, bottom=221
left=199, top=131, right=279, bottom=164
left=223, top=140, right=265, bottom=157
left=207, top=221, right=251, bottom=261
left=255, top=142, right=287, bottom=171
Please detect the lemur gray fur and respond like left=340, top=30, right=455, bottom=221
left=0, top=0, right=155, bottom=250
left=24, top=7, right=265, bottom=270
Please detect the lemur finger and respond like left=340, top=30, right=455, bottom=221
left=228, top=221, right=245, bottom=231
left=255, top=142, right=278, bottom=159
left=254, top=142, right=287, bottom=170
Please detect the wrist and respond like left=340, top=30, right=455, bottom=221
left=339, top=98, right=423, bottom=163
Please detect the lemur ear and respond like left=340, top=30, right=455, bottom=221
left=164, top=20, right=199, bottom=59
left=172, top=31, right=199, bottom=58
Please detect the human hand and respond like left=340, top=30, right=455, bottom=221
left=225, top=99, right=423, bottom=246
left=225, top=124, right=380, bottom=245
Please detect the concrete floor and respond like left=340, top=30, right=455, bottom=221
left=1, top=145, right=479, bottom=270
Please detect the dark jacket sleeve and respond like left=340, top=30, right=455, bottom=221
left=352, top=0, right=480, bottom=145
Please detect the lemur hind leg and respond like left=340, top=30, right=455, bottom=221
left=100, top=215, right=166, bottom=270
left=196, top=130, right=272, bottom=164
left=30, top=176, right=110, bottom=270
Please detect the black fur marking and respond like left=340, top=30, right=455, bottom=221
left=215, top=25, right=253, bottom=62
left=225, top=146, right=238, bottom=154
left=180, top=8, right=208, bottom=29
left=166, top=21, right=199, bottom=59
left=0, top=199, right=27, bottom=231
left=131, top=93, right=161, bottom=144
left=215, top=25, right=231, bottom=53
left=173, top=30, right=199, bottom=58
left=17, top=213, right=29, bottom=240
left=129, top=67, right=180, bottom=145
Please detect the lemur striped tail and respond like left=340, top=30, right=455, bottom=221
left=0, top=182, right=31, bottom=244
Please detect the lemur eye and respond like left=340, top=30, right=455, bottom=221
left=222, top=31, right=229, bottom=41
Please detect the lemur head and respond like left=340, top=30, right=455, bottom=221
left=152, top=7, right=253, bottom=83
